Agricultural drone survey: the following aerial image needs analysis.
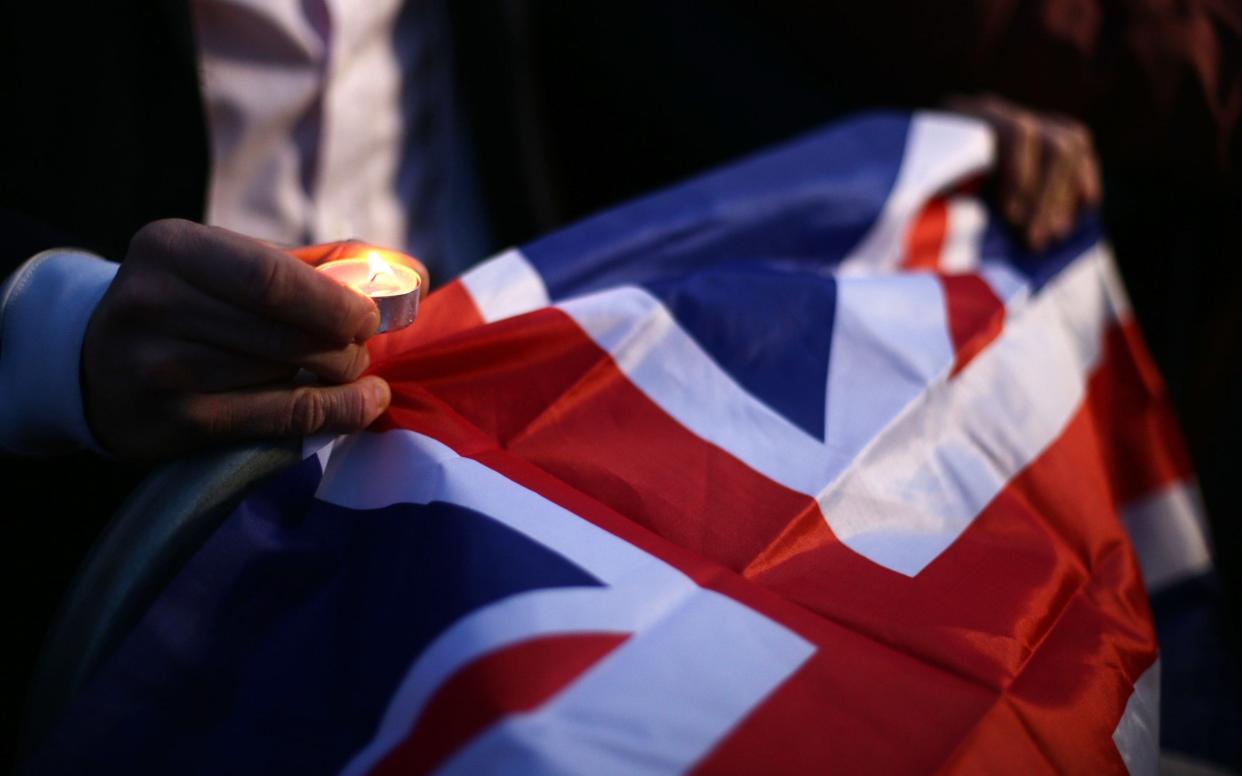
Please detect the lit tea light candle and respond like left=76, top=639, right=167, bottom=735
left=317, top=251, right=421, bottom=333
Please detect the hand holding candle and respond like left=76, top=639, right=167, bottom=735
left=80, top=221, right=428, bottom=460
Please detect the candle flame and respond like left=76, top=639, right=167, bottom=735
left=367, top=251, right=395, bottom=283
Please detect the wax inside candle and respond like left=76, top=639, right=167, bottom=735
left=317, top=253, right=420, bottom=298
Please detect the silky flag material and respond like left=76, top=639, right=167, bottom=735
left=30, top=112, right=1219, bottom=774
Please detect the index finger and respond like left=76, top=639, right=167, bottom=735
left=170, top=225, right=380, bottom=344
left=998, top=112, right=1042, bottom=226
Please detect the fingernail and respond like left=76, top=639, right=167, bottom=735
left=360, top=306, right=381, bottom=341
left=371, top=378, right=391, bottom=410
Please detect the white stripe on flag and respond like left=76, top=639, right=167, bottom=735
left=1121, top=480, right=1212, bottom=592
left=1113, top=659, right=1161, bottom=776
left=461, top=247, right=550, bottom=323
left=819, top=244, right=1118, bottom=575
left=825, top=273, right=954, bottom=467
left=840, top=112, right=994, bottom=273
left=323, top=431, right=813, bottom=776
left=559, top=244, right=1124, bottom=576
left=439, top=588, right=811, bottom=776
left=940, top=197, right=987, bottom=273
left=315, top=431, right=670, bottom=586
left=559, top=286, right=842, bottom=496
left=979, top=263, right=1031, bottom=308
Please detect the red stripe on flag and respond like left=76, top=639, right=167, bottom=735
left=704, top=323, right=1160, bottom=771
left=377, top=307, right=821, bottom=575
left=369, top=634, right=627, bottom=776
left=379, top=307, right=605, bottom=445
left=902, top=198, right=949, bottom=271
left=689, top=609, right=1000, bottom=773
left=504, top=360, right=822, bottom=573
left=367, top=279, right=486, bottom=369
left=940, top=273, right=1006, bottom=377
left=1089, top=321, right=1193, bottom=503
left=704, top=384, right=1154, bottom=772
left=373, top=303, right=1162, bottom=770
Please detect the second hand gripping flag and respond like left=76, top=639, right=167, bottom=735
left=32, top=112, right=1211, bottom=774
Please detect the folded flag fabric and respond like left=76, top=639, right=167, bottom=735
left=30, top=111, right=1214, bottom=775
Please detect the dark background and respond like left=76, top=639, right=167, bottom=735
left=4, top=0, right=1240, bottom=770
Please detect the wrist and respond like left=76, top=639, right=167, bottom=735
left=0, top=249, right=119, bottom=454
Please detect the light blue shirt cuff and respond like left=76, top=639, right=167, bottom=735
left=0, top=249, right=119, bottom=454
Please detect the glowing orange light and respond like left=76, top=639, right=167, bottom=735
left=314, top=248, right=421, bottom=333
left=367, top=251, right=396, bottom=283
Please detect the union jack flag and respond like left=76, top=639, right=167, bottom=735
left=30, top=112, right=1213, bottom=774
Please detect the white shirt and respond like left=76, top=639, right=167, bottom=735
left=0, top=0, right=489, bottom=453
left=194, top=0, right=487, bottom=277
